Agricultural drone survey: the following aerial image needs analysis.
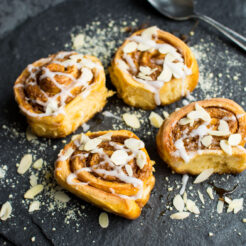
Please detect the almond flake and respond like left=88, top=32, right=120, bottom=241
left=60, top=147, right=74, bottom=160
left=218, top=120, right=230, bottom=133
left=26, top=127, right=37, bottom=141
left=183, top=191, right=188, bottom=204
left=173, top=194, right=185, bottom=212
left=186, top=199, right=200, bottom=214
left=170, top=212, right=190, bottom=220
left=137, top=43, right=151, bottom=51
left=227, top=198, right=243, bottom=214
left=201, top=135, right=213, bottom=147
left=220, top=140, right=232, bottom=155
left=197, top=190, right=205, bottom=204
left=158, top=44, right=176, bottom=54
left=139, top=66, right=152, bottom=75
left=242, top=218, right=246, bottom=223
left=193, top=168, right=214, bottom=184
left=224, top=196, right=232, bottom=204
left=111, top=150, right=128, bottom=166
left=206, top=187, right=214, bottom=200
left=163, top=111, right=169, bottom=119
left=29, top=174, right=38, bottom=187
left=195, top=103, right=211, bottom=122
left=141, top=26, right=158, bottom=40
left=29, top=201, right=40, bottom=212
left=122, top=113, right=140, bottom=129
left=0, top=201, right=12, bottom=221
left=157, top=66, right=172, bottom=82
left=228, top=134, right=241, bottom=146
left=136, top=150, right=147, bottom=169
left=117, top=59, right=129, bottom=71
left=84, top=138, right=102, bottom=151
left=125, top=164, right=133, bottom=176
left=149, top=112, right=164, bottom=128
left=33, top=158, right=43, bottom=169
left=54, top=191, right=70, bottom=203
left=217, top=200, right=224, bottom=214
left=24, top=185, right=44, bottom=199
left=123, top=41, right=137, bottom=53
left=17, top=154, right=33, bottom=174
left=99, top=212, right=109, bottom=228
left=98, top=132, right=113, bottom=141
left=137, top=72, right=152, bottom=81
left=179, top=117, right=193, bottom=126
left=124, top=138, right=144, bottom=152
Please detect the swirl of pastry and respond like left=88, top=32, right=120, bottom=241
left=55, top=130, right=155, bottom=219
left=156, top=98, right=246, bottom=174
left=14, top=51, right=113, bottom=138
left=109, top=26, right=199, bottom=110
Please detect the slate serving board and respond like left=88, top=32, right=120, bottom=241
left=0, top=0, right=246, bottom=245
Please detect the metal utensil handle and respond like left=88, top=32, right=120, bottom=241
left=194, top=14, right=246, bottom=51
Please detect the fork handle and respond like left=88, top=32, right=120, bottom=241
left=193, top=14, right=246, bottom=51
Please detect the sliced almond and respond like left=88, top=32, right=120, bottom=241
left=136, top=150, right=147, bottom=169
left=224, top=196, right=232, bottom=204
left=84, top=138, right=102, bottom=151
left=186, top=199, right=200, bottom=214
left=111, top=150, right=128, bottom=166
left=24, top=185, right=44, bottom=199
left=54, top=191, right=70, bottom=203
left=29, top=201, right=40, bottom=212
left=137, top=72, right=152, bottom=81
left=137, top=43, right=151, bottom=51
left=157, top=66, right=172, bottom=82
left=179, top=117, right=193, bottom=126
left=125, top=164, right=133, bottom=177
left=206, top=187, right=214, bottom=200
left=218, top=120, right=230, bottom=134
left=99, top=212, right=109, bottom=228
left=60, top=147, right=74, bottom=160
left=195, top=103, right=211, bottom=122
left=201, top=135, right=213, bottom=147
left=17, top=154, right=33, bottom=174
left=193, top=168, right=214, bottom=184
left=163, top=111, right=169, bottom=119
left=183, top=191, right=188, bottom=204
left=124, top=138, right=144, bottom=152
left=98, top=132, right=113, bottom=141
left=158, top=44, right=176, bottom=54
left=0, top=201, right=12, bottom=221
left=29, top=174, right=38, bottom=187
left=139, top=66, right=152, bottom=75
left=149, top=112, right=164, bottom=128
left=80, top=133, right=90, bottom=145
left=227, top=198, right=243, bottom=214
left=173, top=194, right=185, bottom=212
left=217, top=200, right=224, bottom=214
left=123, top=41, right=137, bottom=53
left=197, top=190, right=205, bottom=204
left=33, top=158, right=43, bottom=169
left=26, top=127, right=37, bottom=141
left=117, top=59, right=129, bottom=71
left=141, top=26, right=158, bottom=40
left=220, top=140, right=232, bottom=155
left=81, top=67, right=93, bottom=82
left=170, top=212, right=190, bottom=220
left=228, top=134, right=241, bottom=146
left=122, top=113, right=140, bottom=129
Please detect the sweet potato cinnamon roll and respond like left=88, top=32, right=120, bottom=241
left=14, top=51, right=113, bottom=138
left=109, top=26, right=199, bottom=109
left=156, top=98, right=246, bottom=174
left=55, top=130, right=155, bottom=219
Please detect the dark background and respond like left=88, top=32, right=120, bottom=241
left=0, top=0, right=246, bottom=245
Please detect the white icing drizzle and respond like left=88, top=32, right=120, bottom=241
left=173, top=104, right=244, bottom=162
left=118, top=26, right=192, bottom=105
left=58, top=133, right=148, bottom=200
left=17, top=52, right=101, bottom=118
left=179, top=174, right=189, bottom=195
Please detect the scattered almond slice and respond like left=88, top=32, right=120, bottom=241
left=206, top=187, right=214, bottom=200
left=197, top=190, right=205, bottom=204
left=217, top=200, right=224, bottom=214
left=195, top=103, right=211, bottom=122
left=99, top=212, right=109, bottom=228
left=149, top=112, right=163, bottom=128
left=224, top=196, right=232, bottom=204
left=186, top=199, right=200, bottom=214
left=29, top=174, right=38, bottom=187
left=193, top=168, right=214, bottom=184
left=24, top=185, right=44, bottom=199
left=227, top=198, right=243, bottom=214
left=173, top=194, right=185, bottom=212
left=125, top=164, right=133, bottom=177
left=0, top=201, right=12, bottom=221
left=218, top=120, right=230, bottom=133
left=84, top=138, right=102, bottom=151
left=220, top=140, right=232, bottom=155
left=183, top=191, right=188, bottom=204
left=242, top=218, right=246, bottom=223
left=33, top=158, right=43, bottom=169
left=228, top=134, right=241, bottom=146
left=158, top=44, right=176, bottom=54
left=136, top=150, right=147, bottom=169
left=111, top=150, right=128, bottom=166
left=124, top=138, right=144, bottom=152
left=170, top=212, right=190, bottom=220
left=54, top=191, right=70, bottom=203
left=163, top=111, right=169, bottom=119
left=123, top=41, right=137, bottom=53
left=17, top=154, right=33, bottom=174
left=122, top=113, right=140, bottom=129
left=26, top=127, right=37, bottom=141
left=201, top=135, right=213, bottom=147
left=29, top=201, right=40, bottom=212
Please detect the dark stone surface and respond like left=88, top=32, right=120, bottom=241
left=0, top=0, right=246, bottom=245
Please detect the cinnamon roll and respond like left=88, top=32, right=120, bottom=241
left=14, top=51, right=113, bottom=138
left=55, top=130, right=155, bottom=219
left=156, top=98, right=246, bottom=174
left=109, top=26, right=199, bottom=110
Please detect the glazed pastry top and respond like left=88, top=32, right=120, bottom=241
left=115, top=26, right=192, bottom=105
left=14, top=51, right=103, bottom=117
